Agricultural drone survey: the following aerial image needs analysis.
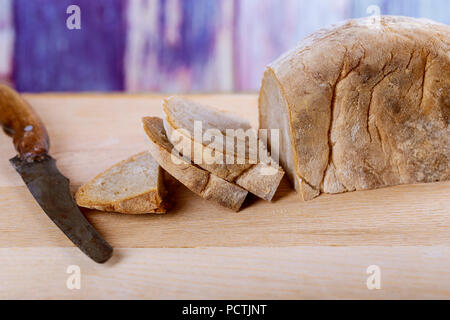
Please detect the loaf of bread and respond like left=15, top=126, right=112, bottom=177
left=259, top=16, right=449, bottom=200
left=142, top=116, right=248, bottom=211
left=75, top=151, right=168, bottom=214
left=163, top=96, right=284, bottom=201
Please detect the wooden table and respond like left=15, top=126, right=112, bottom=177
left=0, top=94, right=449, bottom=299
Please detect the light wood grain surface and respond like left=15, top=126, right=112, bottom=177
left=1, top=247, right=449, bottom=300
left=0, top=94, right=449, bottom=299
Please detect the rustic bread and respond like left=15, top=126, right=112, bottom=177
left=163, top=96, right=285, bottom=201
left=75, top=151, right=168, bottom=214
left=259, top=16, right=450, bottom=200
left=142, top=116, right=248, bottom=211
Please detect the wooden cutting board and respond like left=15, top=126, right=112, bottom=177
left=0, top=94, right=449, bottom=299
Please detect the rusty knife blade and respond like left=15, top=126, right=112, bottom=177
left=10, top=154, right=113, bottom=263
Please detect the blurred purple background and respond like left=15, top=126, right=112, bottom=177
left=0, top=0, right=448, bottom=93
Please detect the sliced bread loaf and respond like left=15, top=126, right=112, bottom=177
left=75, top=151, right=168, bottom=214
left=162, top=96, right=284, bottom=201
left=142, top=116, right=248, bottom=212
left=259, top=16, right=450, bottom=200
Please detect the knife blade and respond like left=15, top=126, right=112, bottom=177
left=0, top=84, right=113, bottom=263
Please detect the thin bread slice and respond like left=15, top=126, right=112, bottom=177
left=162, top=96, right=284, bottom=201
left=75, top=151, right=168, bottom=214
left=142, top=116, right=248, bottom=212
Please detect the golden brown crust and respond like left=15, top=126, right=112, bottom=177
left=260, top=16, right=450, bottom=200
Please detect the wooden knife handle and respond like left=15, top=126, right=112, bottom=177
left=0, top=85, right=49, bottom=161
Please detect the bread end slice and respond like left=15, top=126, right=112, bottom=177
left=75, top=151, right=169, bottom=214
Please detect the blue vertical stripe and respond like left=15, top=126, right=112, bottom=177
left=13, top=0, right=126, bottom=92
left=157, top=0, right=218, bottom=72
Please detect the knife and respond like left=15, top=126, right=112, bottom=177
left=0, top=85, right=113, bottom=263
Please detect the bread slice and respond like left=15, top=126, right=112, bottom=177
left=259, top=16, right=450, bottom=200
left=162, top=96, right=285, bottom=201
left=75, top=151, right=168, bottom=214
left=142, top=116, right=248, bottom=212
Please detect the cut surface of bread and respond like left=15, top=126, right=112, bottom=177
left=75, top=151, right=168, bottom=214
left=259, top=16, right=450, bottom=201
left=142, top=116, right=248, bottom=212
left=163, top=96, right=285, bottom=201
